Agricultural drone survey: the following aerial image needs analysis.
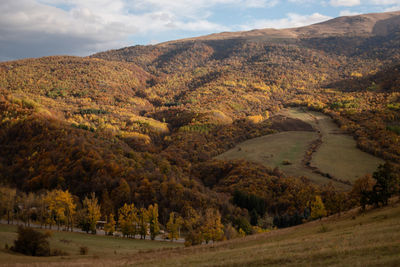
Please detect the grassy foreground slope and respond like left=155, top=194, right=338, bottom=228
left=2, top=203, right=398, bottom=266
left=0, top=224, right=181, bottom=266
left=131, top=202, right=400, bottom=267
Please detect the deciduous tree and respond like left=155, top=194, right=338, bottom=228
left=80, top=192, right=101, bottom=234
left=310, top=195, right=327, bottom=220
left=118, top=203, right=137, bottom=238
left=148, top=204, right=160, bottom=240
left=0, top=186, right=17, bottom=224
left=166, top=212, right=184, bottom=241
left=104, top=213, right=116, bottom=235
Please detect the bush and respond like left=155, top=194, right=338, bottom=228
left=79, top=246, right=89, bottom=255
left=11, top=226, right=50, bottom=256
left=51, top=249, right=69, bottom=256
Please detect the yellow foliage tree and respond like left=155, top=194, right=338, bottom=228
left=201, top=209, right=224, bottom=244
left=166, top=212, right=184, bottom=241
left=46, top=189, right=76, bottom=231
left=148, top=204, right=160, bottom=240
left=81, top=192, right=101, bottom=234
left=311, top=195, right=327, bottom=220
left=0, top=186, right=17, bottom=224
left=138, top=207, right=149, bottom=239
left=118, top=203, right=137, bottom=238
left=104, top=213, right=116, bottom=235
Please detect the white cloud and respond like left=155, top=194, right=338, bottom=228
left=369, top=0, right=400, bottom=4
left=0, top=0, right=238, bottom=60
left=2, top=0, right=399, bottom=61
left=239, top=12, right=331, bottom=30
left=339, top=10, right=362, bottom=16
left=384, top=5, right=400, bottom=11
left=1, top=0, right=286, bottom=60
left=330, top=0, right=360, bottom=7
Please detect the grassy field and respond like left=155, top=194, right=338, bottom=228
left=214, top=131, right=347, bottom=189
left=282, top=108, right=384, bottom=183
left=128, top=200, right=400, bottom=266
left=217, top=108, right=384, bottom=189
left=0, top=224, right=181, bottom=266
left=309, top=113, right=385, bottom=183
left=1, top=205, right=399, bottom=266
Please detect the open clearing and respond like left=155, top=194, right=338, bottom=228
left=0, top=224, right=181, bottom=266
left=214, top=131, right=348, bottom=189
left=216, top=108, right=384, bottom=189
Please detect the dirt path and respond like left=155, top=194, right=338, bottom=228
left=297, top=111, right=352, bottom=186
left=278, top=108, right=384, bottom=186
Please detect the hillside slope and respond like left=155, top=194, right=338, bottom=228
left=127, top=202, right=400, bottom=266
left=3, top=202, right=396, bottom=266
left=1, top=11, right=400, bottom=238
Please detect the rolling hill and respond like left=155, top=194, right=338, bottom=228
left=0, top=10, right=399, bottom=247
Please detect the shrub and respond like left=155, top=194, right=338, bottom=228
left=79, top=246, right=89, bottom=255
left=11, top=226, right=50, bottom=256
left=51, top=249, right=69, bottom=256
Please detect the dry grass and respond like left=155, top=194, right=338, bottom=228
left=1, top=203, right=399, bottom=266
left=0, top=225, right=181, bottom=266
left=128, top=201, right=400, bottom=266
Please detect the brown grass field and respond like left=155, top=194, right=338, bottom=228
left=1, top=201, right=399, bottom=266
left=0, top=225, right=181, bottom=266
left=130, top=200, right=400, bottom=267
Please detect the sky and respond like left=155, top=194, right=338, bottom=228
left=0, top=0, right=399, bottom=61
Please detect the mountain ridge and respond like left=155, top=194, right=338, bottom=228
left=154, top=10, right=400, bottom=45
left=0, top=10, right=399, bottom=249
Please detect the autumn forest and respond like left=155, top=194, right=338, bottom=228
left=1, top=11, right=400, bottom=252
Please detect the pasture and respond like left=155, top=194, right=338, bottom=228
left=215, top=131, right=347, bottom=189
left=217, top=108, right=384, bottom=189
left=309, top=113, right=385, bottom=183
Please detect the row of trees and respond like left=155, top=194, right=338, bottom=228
left=2, top=162, right=395, bottom=246
left=0, top=187, right=226, bottom=245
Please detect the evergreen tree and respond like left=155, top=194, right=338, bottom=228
left=370, top=163, right=399, bottom=206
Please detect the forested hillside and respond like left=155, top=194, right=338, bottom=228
left=0, top=11, right=400, bottom=244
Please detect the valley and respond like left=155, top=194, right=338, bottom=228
left=0, top=10, right=399, bottom=265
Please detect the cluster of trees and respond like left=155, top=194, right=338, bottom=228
left=352, top=163, right=400, bottom=210
left=0, top=186, right=225, bottom=245
left=116, top=203, right=160, bottom=240
left=0, top=183, right=348, bottom=246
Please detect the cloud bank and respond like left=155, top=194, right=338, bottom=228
left=0, top=0, right=399, bottom=61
